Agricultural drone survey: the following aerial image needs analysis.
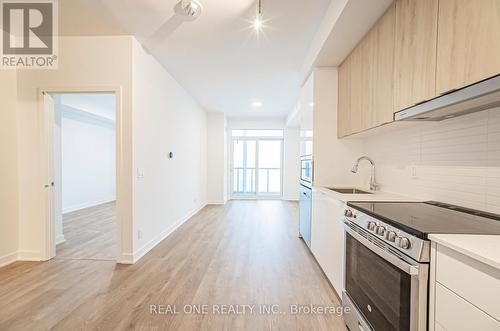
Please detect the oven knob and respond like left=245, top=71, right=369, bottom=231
left=376, top=225, right=386, bottom=236
left=399, top=237, right=411, bottom=249
left=386, top=231, right=397, bottom=242
left=367, top=222, right=376, bottom=231
left=344, top=209, right=354, bottom=218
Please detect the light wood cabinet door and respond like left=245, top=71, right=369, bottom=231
left=337, top=4, right=396, bottom=137
left=337, top=58, right=351, bottom=138
left=367, top=3, right=396, bottom=126
left=394, top=0, right=439, bottom=110
left=436, top=0, right=500, bottom=94
left=348, top=41, right=369, bottom=134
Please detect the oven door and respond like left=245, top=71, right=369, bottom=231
left=342, top=220, right=428, bottom=331
left=300, top=157, right=313, bottom=184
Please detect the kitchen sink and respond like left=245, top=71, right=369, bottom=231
left=327, top=188, right=373, bottom=194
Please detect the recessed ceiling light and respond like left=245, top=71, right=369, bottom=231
left=252, top=101, right=263, bottom=108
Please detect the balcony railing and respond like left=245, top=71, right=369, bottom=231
left=233, top=167, right=281, bottom=194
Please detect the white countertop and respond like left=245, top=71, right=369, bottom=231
left=313, top=185, right=420, bottom=203
left=313, top=186, right=500, bottom=270
left=429, top=234, right=500, bottom=271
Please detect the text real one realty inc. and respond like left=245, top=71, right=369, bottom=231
left=150, top=304, right=350, bottom=316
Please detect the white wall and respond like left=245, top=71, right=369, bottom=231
left=0, top=70, right=19, bottom=267
left=227, top=117, right=286, bottom=130
left=360, top=108, right=500, bottom=214
left=207, top=113, right=227, bottom=204
left=60, top=100, right=116, bottom=213
left=312, top=68, right=364, bottom=187
left=5, top=35, right=211, bottom=264
left=283, top=127, right=300, bottom=200
left=131, top=39, right=207, bottom=261
left=15, top=36, right=134, bottom=261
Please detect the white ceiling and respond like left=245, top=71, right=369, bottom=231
left=59, top=0, right=331, bottom=118
left=300, top=0, right=393, bottom=83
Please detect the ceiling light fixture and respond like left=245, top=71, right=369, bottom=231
left=252, top=101, right=263, bottom=108
left=254, top=0, right=263, bottom=30
left=179, top=0, right=202, bottom=19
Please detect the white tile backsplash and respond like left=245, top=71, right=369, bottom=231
left=362, top=107, right=500, bottom=214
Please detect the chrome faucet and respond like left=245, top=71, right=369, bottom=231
left=351, top=156, right=379, bottom=191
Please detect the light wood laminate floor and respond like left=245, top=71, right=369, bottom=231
left=0, top=200, right=347, bottom=331
left=56, top=201, right=116, bottom=261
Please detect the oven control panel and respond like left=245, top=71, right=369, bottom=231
left=366, top=221, right=411, bottom=249
left=344, top=207, right=430, bottom=263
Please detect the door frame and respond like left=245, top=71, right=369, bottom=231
left=38, top=86, right=124, bottom=262
left=229, top=136, right=284, bottom=200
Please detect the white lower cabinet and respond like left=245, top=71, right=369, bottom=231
left=311, top=189, right=345, bottom=297
left=434, top=283, right=500, bottom=331
left=429, top=243, right=500, bottom=331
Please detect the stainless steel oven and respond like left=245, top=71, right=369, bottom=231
left=300, top=155, right=313, bottom=187
left=342, top=209, right=429, bottom=331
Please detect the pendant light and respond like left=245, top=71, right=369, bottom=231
left=254, top=0, right=263, bottom=30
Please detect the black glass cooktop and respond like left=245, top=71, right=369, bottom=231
left=347, top=201, right=500, bottom=239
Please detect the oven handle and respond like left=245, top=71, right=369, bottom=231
left=343, top=220, right=420, bottom=276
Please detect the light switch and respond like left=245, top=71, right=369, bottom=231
left=137, top=168, right=145, bottom=179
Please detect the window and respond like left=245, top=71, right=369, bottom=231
left=231, top=129, right=283, bottom=197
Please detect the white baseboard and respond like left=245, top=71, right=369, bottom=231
left=117, top=253, right=134, bottom=265
left=131, top=203, right=207, bottom=264
left=206, top=200, right=226, bottom=205
left=63, top=197, right=116, bottom=214
left=55, top=234, right=66, bottom=245
left=17, top=250, right=41, bottom=261
left=0, top=251, right=18, bottom=268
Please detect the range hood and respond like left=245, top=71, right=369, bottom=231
left=394, top=75, right=500, bottom=121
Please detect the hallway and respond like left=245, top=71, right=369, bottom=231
left=0, top=200, right=346, bottom=331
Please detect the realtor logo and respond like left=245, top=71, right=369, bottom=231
left=1, top=0, right=58, bottom=69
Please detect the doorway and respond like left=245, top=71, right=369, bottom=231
left=231, top=129, right=283, bottom=198
left=41, top=91, right=120, bottom=262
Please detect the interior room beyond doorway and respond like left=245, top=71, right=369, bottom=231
left=51, top=93, right=117, bottom=261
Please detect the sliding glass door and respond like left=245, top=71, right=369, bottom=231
left=232, top=139, right=256, bottom=195
left=231, top=130, right=283, bottom=198
left=257, top=140, right=282, bottom=195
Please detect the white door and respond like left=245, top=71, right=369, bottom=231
left=232, top=139, right=257, bottom=196
left=41, top=92, right=56, bottom=260
left=256, top=139, right=282, bottom=196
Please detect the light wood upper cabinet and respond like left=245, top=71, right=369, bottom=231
left=394, top=0, right=439, bottom=110
left=337, top=4, right=395, bottom=137
left=348, top=40, right=369, bottom=134
left=436, top=0, right=500, bottom=94
left=337, top=0, right=500, bottom=138
left=337, top=57, right=351, bottom=138
left=367, top=4, right=396, bottom=127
